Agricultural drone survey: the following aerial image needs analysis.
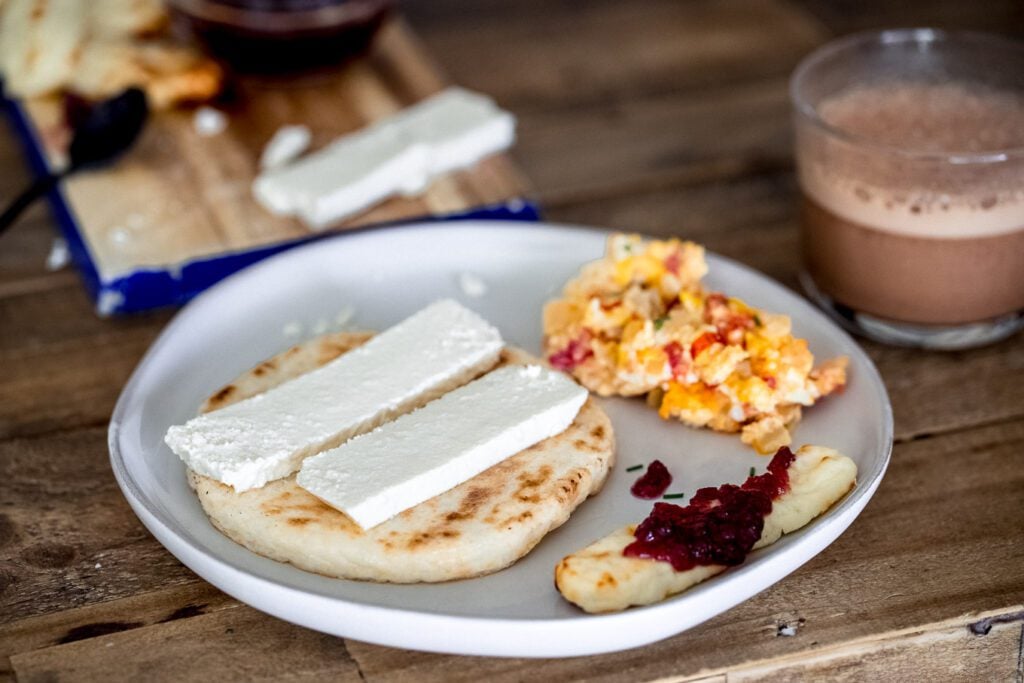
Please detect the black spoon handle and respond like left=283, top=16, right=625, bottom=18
left=0, top=172, right=63, bottom=237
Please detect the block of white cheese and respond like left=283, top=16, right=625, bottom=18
left=388, top=87, right=516, bottom=179
left=296, top=364, right=588, bottom=530
left=251, top=87, right=516, bottom=230
left=253, top=126, right=426, bottom=226
left=164, top=299, right=503, bottom=492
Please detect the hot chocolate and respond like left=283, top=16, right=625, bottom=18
left=796, top=80, right=1024, bottom=327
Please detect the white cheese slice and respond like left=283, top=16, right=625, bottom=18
left=251, top=87, right=515, bottom=230
left=252, top=126, right=426, bottom=223
left=164, top=299, right=503, bottom=492
left=296, top=364, right=588, bottom=530
left=387, top=86, right=516, bottom=178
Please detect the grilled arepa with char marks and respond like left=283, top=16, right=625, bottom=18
left=188, top=331, right=615, bottom=583
left=555, top=445, right=856, bottom=613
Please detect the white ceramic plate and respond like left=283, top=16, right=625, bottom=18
left=109, top=222, right=892, bottom=658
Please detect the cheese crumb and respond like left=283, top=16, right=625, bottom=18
left=194, top=107, right=227, bottom=137
left=458, top=271, right=488, bottom=298
left=45, top=237, right=70, bottom=271
left=96, top=290, right=124, bottom=317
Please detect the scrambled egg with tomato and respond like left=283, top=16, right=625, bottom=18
left=543, top=234, right=847, bottom=453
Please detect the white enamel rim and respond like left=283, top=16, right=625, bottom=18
left=109, top=221, right=893, bottom=658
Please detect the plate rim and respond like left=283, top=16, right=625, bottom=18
left=109, top=220, right=894, bottom=657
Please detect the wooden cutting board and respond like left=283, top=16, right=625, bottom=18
left=7, top=19, right=535, bottom=313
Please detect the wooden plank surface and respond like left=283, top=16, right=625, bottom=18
left=2, top=0, right=1023, bottom=680
left=9, top=606, right=365, bottom=683
left=22, top=20, right=529, bottom=282
left=406, top=0, right=828, bottom=110
left=2, top=404, right=1021, bottom=678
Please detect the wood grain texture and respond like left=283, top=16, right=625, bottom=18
left=1, top=419, right=1021, bottom=679
left=0, top=428, right=199, bottom=625
left=791, top=0, right=1024, bottom=36
left=18, top=19, right=529, bottom=283
left=1, top=0, right=1023, bottom=679
left=342, top=610, right=1024, bottom=682
left=9, top=606, right=364, bottom=683
left=0, top=132, right=69, bottom=291
left=0, top=286, right=169, bottom=439
left=0, top=583, right=236, bottom=679
left=721, top=615, right=1024, bottom=682
left=520, top=78, right=794, bottom=206
left=405, top=0, right=828, bottom=110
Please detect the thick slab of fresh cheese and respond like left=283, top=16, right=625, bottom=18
left=165, top=299, right=503, bottom=492
left=396, top=87, right=516, bottom=178
left=251, top=125, right=427, bottom=228
left=298, top=364, right=588, bottom=530
left=251, top=87, right=515, bottom=229
left=555, top=446, right=857, bottom=613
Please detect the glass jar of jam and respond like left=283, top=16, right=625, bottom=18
left=168, top=0, right=393, bottom=74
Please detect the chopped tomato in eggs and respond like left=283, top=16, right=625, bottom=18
left=542, top=234, right=848, bottom=453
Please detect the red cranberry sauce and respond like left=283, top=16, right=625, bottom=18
left=743, top=445, right=796, bottom=499
left=624, top=447, right=796, bottom=571
left=630, top=460, right=673, bottom=499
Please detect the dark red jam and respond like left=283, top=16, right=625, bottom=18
left=548, top=333, right=593, bottom=372
left=745, top=444, right=796, bottom=498
left=630, top=460, right=673, bottom=499
left=624, top=446, right=796, bottom=571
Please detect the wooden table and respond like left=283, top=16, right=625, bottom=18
left=2, top=1, right=1022, bottom=680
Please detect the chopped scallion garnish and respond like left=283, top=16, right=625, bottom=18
left=626, top=464, right=643, bottom=472
left=662, top=493, right=685, bottom=499
left=749, top=466, right=756, bottom=477
left=654, top=316, right=668, bottom=330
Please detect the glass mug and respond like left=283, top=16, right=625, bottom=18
left=790, top=29, right=1024, bottom=349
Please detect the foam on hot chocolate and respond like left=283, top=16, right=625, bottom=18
left=801, top=81, right=1024, bottom=238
